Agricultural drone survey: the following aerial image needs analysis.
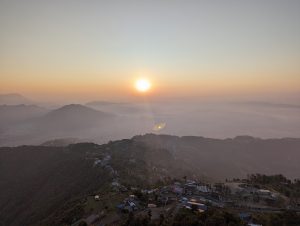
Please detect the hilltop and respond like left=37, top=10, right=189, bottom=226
left=0, top=93, right=33, bottom=105
left=1, top=134, right=300, bottom=225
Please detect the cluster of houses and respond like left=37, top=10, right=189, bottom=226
left=114, top=180, right=216, bottom=213
left=117, top=195, right=139, bottom=212
left=228, top=182, right=280, bottom=205
left=112, top=179, right=288, bottom=221
left=87, top=178, right=289, bottom=226
left=93, top=153, right=111, bottom=168
left=181, top=198, right=208, bottom=212
left=94, top=154, right=117, bottom=174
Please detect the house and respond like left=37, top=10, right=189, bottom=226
left=257, top=189, right=271, bottom=196
left=117, top=199, right=138, bottom=213
left=142, top=188, right=158, bottom=194
left=129, top=194, right=136, bottom=201
left=172, top=185, right=183, bottom=194
left=148, top=203, right=157, bottom=208
left=94, top=195, right=100, bottom=201
left=103, top=155, right=111, bottom=161
left=186, top=180, right=197, bottom=185
left=239, top=212, right=251, bottom=222
left=130, top=187, right=138, bottom=191
left=128, top=201, right=136, bottom=209
left=184, top=201, right=207, bottom=211
left=180, top=197, right=188, bottom=204
left=93, top=159, right=102, bottom=166
left=111, top=181, right=120, bottom=187
left=197, top=185, right=210, bottom=193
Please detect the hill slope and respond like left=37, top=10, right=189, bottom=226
left=0, top=139, right=185, bottom=225
left=0, top=144, right=112, bottom=226
left=1, top=135, right=300, bottom=225
left=0, top=104, right=47, bottom=126
left=0, top=104, right=116, bottom=146
left=133, top=134, right=300, bottom=180
left=39, top=104, right=114, bottom=129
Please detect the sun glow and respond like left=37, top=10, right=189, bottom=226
left=135, top=79, right=151, bottom=92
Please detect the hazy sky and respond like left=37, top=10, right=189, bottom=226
left=0, top=0, right=299, bottom=102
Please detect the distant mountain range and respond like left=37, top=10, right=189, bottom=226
left=0, top=93, right=33, bottom=105
left=235, top=101, right=300, bottom=109
left=86, top=101, right=144, bottom=115
left=0, top=104, right=116, bottom=146
left=0, top=102, right=155, bottom=146
left=40, top=104, right=114, bottom=129
left=0, top=104, right=47, bottom=126
left=40, top=137, right=85, bottom=146
left=1, top=93, right=300, bottom=146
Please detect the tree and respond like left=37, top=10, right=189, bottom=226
left=159, top=213, right=165, bottom=225
left=78, top=221, right=88, bottom=226
left=148, top=209, right=152, bottom=220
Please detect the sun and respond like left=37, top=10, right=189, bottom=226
left=135, top=79, right=151, bottom=92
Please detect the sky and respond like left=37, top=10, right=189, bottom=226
left=0, top=0, right=299, bottom=102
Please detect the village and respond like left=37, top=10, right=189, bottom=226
left=73, top=175, right=299, bottom=226
left=70, top=150, right=300, bottom=226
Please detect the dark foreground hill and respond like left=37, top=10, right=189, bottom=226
left=0, top=139, right=189, bottom=226
left=0, top=134, right=300, bottom=225
left=0, top=144, right=112, bottom=226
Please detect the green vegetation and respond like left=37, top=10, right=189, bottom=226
left=252, top=211, right=300, bottom=226
left=0, top=144, right=111, bottom=226
left=1, top=138, right=300, bottom=226
left=172, top=208, right=245, bottom=226
left=122, top=208, right=245, bottom=226
left=247, top=174, right=300, bottom=204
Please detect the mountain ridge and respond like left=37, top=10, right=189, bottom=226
left=0, top=93, right=33, bottom=105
